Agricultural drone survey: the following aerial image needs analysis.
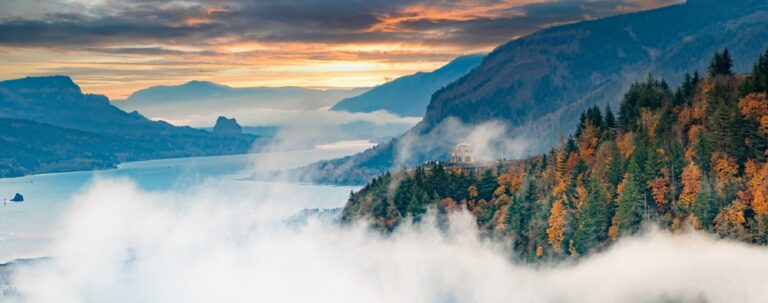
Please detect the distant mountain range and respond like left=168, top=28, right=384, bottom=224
left=115, top=80, right=369, bottom=125
left=0, top=76, right=258, bottom=177
left=330, top=54, right=485, bottom=117
left=298, top=0, right=768, bottom=185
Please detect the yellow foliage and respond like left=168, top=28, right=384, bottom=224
left=711, top=152, right=738, bottom=186
left=547, top=200, right=568, bottom=252
left=739, top=92, right=768, bottom=135
left=498, top=166, right=526, bottom=193
left=679, top=163, right=703, bottom=209
left=616, top=133, right=634, bottom=158
left=714, top=200, right=748, bottom=240
left=578, top=123, right=599, bottom=163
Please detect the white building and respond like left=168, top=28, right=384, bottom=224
left=450, top=143, right=474, bottom=164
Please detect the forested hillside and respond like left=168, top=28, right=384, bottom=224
left=299, top=0, right=768, bottom=185
left=342, top=49, right=768, bottom=260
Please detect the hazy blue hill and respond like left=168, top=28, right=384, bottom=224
left=330, top=54, right=484, bottom=117
left=0, top=118, right=122, bottom=177
left=0, top=76, right=260, bottom=177
left=0, top=75, right=179, bottom=134
left=115, top=80, right=369, bottom=121
left=299, top=0, right=768, bottom=185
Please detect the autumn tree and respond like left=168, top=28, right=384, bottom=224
left=547, top=200, right=569, bottom=253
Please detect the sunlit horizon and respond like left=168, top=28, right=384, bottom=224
left=0, top=0, right=680, bottom=99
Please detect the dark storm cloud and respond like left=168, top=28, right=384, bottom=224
left=0, top=0, right=681, bottom=49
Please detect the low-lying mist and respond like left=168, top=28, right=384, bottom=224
left=3, top=177, right=767, bottom=303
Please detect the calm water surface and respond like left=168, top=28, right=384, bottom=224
left=0, top=144, right=369, bottom=262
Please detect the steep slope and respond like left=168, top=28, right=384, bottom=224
left=0, top=76, right=258, bottom=177
left=115, top=80, right=369, bottom=124
left=342, top=50, right=768, bottom=259
left=330, top=54, right=485, bottom=117
left=300, top=0, right=768, bottom=185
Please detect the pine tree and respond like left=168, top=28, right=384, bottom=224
left=574, top=175, right=610, bottom=254
left=748, top=48, right=768, bottom=93
left=708, top=49, right=734, bottom=77
left=693, top=176, right=720, bottom=229
left=616, top=162, right=646, bottom=235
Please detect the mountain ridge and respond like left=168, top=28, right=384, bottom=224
left=331, top=54, right=485, bottom=117
left=298, top=0, right=768, bottom=185
left=0, top=76, right=259, bottom=178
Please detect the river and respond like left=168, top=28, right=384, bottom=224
left=0, top=142, right=371, bottom=263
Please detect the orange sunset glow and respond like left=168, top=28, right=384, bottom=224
left=0, top=0, right=680, bottom=99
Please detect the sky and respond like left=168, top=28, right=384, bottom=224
left=0, top=0, right=681, bottom=99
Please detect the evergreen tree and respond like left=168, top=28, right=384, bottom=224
left=742, top=47, right=768, bottom=95
left=693, top=132, right=712, bottom=174
left=607, top=142, right=625, bottom=189
left=478, top=169, right=498, bottom=201
left=604, top=103, right=617, bottom=129
left=693, top=176, right=720, bottom=229
left=708, top=49, right=734, bottom=77
left=574, top=175, right=610, bottom=254
left=616, top=162, right=646, bottom=235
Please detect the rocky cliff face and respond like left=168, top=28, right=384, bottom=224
left=213, top=116, right=243, bottom=135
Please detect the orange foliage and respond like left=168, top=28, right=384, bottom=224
left=687, top=124, right=704, bottom=144
left=578, top=123, right=599, bottom=163
left=679, top=163, right=703, bottom=209
left=648, top=168, right=671, bottom=209
left=739, top=92, right=768, bottom=135
left=714, top=200, right=748, bottom=239
left=616, top=133, right=635, bottom=158
left=711, top=152, right=738, bottom=185
left=547, top=200, right=568, bottom=252
left=566, top=152, right=580, bottom=172
left=498, top=167, right=525, bottom=193
left=745, top=161, right=768, bottom=216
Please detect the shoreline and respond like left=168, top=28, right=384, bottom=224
left=0, top=139, right=375, bottom=182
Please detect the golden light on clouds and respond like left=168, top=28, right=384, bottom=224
left=0, top=0, right=682, bottom=98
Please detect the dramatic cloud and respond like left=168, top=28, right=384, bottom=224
left=3, top=177, right=767, bottom=302
left=0, top=0, right=681, bottom=98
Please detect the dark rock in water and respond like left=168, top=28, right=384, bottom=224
left=212, top=116, right=242, bottom=135
left=10, top=193, right=23, bottom=202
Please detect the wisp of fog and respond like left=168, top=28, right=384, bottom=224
left=3, top=174, right=767, bottom=303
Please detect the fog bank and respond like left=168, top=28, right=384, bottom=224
left=3, top=178, right=767, bottom=303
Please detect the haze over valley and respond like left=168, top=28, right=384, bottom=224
left=1, top=0, right=767, bottom=302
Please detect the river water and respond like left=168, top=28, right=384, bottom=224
left=0, top=143, right=370, bottom=263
